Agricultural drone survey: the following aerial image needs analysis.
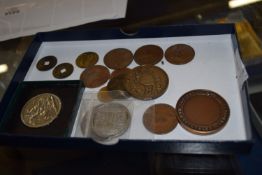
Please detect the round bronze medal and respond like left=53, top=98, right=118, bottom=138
left=104, top=48, right=133, bottom=69
left=176, top=90, right=230, bottom=135
left=123, top=65, right=169, bottom=100
left=143, top=104, right=178, bottom=134
left=36, top=56, right=57, bottom=71
left=165, top=44, right=195, bottom=65
left=97, top=86, right=113, bottom=103
left=75, top=52, right=99, bottom=68
left=110, top=68, right=131, bottom=79
left=53, top=63, right=74, bottom=79
left=21, top=93, right=61, bottom=128
left=80, top=65, right=110, bottom=88
left=134, top=45, right=163, bottom=65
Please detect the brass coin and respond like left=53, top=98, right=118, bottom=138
left=134, top=45, right=163, bottom=65
left=36, top=56, right=57, bottom=71
left=110, top=68, right=131, bottom=79
left=21, top=93, right=61, bottom=128
left=107, top=74, right=129, bottom=99
left=123, top=65, right=169, bottom=100
left=53, top=63, right=74, bottom=79
left=75, top=52, right=99, bottom=68
left=80, top=65, right=110, bottom=88
left=143, top=104, right=178, bottom=134
left=165, top=44, right=195, bottom=65
left=104, top=48, right=133, bottom=69
left=176, top=89, right=230, bottom=135
left=97, top=86, right=113, bottom=103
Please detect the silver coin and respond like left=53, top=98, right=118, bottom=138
left=90, top=103, right=131, bottom=140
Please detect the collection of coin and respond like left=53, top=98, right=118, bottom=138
left=34, top=43, right=230, bottom=137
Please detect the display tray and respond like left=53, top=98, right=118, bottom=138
left=0, top=24, right=253, bottom=154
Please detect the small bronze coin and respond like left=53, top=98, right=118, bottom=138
left=97, top=86, right=113, bottom=102
left=53, top=63, right=74, bottom=79
left=104, top=48, right=133, bottom=69
left=107, top=74, right=129, bottom=99
left=75, top=52, right=99, bottom=68
left=143, top=104, right=178, bottom=134
left=176, top=89, right=230, bottom=135
left=80, top=65, right=110, bottom=88
left=134, top=45, right=163, bottom=65
left=110, top=68, right=131, bottom=79
left=36, top=56, right=57, bottom=71
left=165, top=44, right=195, bottom=65
left=123, top=65, right=169, bottom=100
left=21, top=93, right=61, bottom=128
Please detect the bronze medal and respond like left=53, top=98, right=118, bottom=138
left=104, top=48, right=133, bottom=69
left=143, top=104, right=178, bottom=134
left=123, top=65, right=168, bottom=100
left=134, top=45, right=163, bottom=65
left=80, top=65, right=110, bottom=88
left=176, top=89, right=230, bottom=135
left=165, top=44, right=195, bottom=65
left=75, top=52, right=99, bottom=68
left=21, top=93, right=61, bottom=128
left=53, top=63, right=74, bottom=79
left=36, top=56, right=57, bottom=71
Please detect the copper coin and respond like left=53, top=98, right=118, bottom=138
left=75, top=52, right=99, bottom=68
left=104, top=48, right=133, bottom=69
left=143, top=104, right=178, bottom=134
left=107, top=74, right=129, bottom=99
left=123, top=65, right=168, bottom=100
left=80, top=65, right=110, bottom=88
left=97, top=86, right=113, bottom=102
left=134, top=45, right=163, bottom=65
left=36, top=56, right=57, bottom=71
left=110, top=68, right=131, bottom=79
left=176, top=89, right=230, bottom=135
left=165, top=44, right=195, bottom=65
left=52, top=63, right=74, bottom=79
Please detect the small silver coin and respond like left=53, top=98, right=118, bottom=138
left=90, top=103, right=131, bottom=140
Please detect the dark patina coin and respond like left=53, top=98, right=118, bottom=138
left=52, top=63, right=74, bottom=79
left=36, top=56, right=57, bottom=71
left=176, top=89, right=230, bottom=135
left=143, top=103, right=178, bottom=134
left=75, top=52, right=99, bottom=68
left=165, top=44, right=195, bottom=65
left=80, top=65, right=110, bottom=88
left=104, top=48, right=133, bottom=69
left=123, top=65, right=168, bottom=100
left=134, top=45, right=163, bottom=65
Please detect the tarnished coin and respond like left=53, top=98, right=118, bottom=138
left=75, top=52, right=99, bottom=68
left=104, top=48, right=133, bottom=69
left=80, top=65, right=110, bottom=88
left=21, top=93, right=61, bottom=128
left=110, top=68, right=131, bottom=79
left=36, top=56, right=57, bottom=71
left=123, top=65, right=169, bottom=100
left=107, top=74, right=130, bottom=99
left=176, top=89, right=230, bottom=135
left=97, top=86, right=113, bottom=103
left=165, top=44, right=195, bottom=65
left=53, top=63, right=74, bottom=79
left=91, top=103, right=131, bottom=140
left=134, top=45, right=163, bottom=65
left=143, top=104, right=178, bottom=134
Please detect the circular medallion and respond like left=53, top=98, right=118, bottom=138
left=104, top=48, right=133, bottom=69
left=134, top=45, right=163, bottom=65
left=80, top=65, right=110, bottom=88
left=36, top=56, right=57, bottom=71
left=21, top=93, right=61, bottom=128
left=75, top=52, right=99, bottom=68
left=176, top=89, right=230, bottom=135
left=143, top=104, right=178, bottom=134
left=165, top=44, right=195, bottom=65
left=91, top=103, right=131, bottom=140
left=52, top=63, right=74, bottom=79
left=123, top=65, right=169, bottom=100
